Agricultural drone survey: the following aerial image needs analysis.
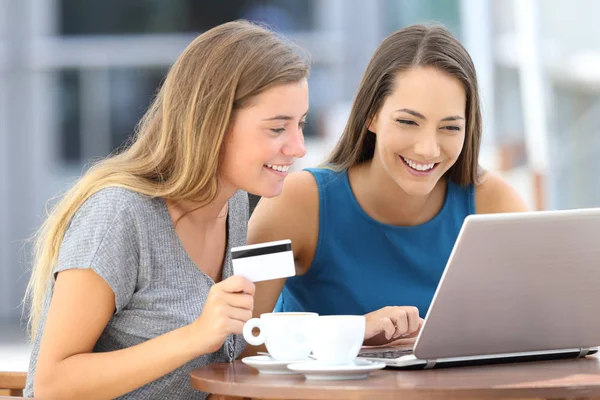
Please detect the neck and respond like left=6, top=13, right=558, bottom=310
left=349, top=158, right=446, bottom=226
left=166, top=181, right=237, bottom=225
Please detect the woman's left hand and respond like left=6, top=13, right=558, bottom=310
left=363, top=306, right=423, bottom=345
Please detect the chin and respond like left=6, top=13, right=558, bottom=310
left=256, top=188, right=283, bottom=198
left=245, top=183, right=284, bottom=199
left=396, top=181, right=438, bottom=198
left=259, top=191, right=283, bottom=199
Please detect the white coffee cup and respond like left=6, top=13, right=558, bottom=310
left=243, top=312, right=318, bottom=361
left=309, top=315, right=366, bottom=365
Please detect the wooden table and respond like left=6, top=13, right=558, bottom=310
left=190, top=356, right=600, bottom=400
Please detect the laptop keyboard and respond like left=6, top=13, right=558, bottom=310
left=359, top=348, right=414, bottom=359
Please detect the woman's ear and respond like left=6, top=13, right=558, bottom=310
left=367, top=114, right=378, bottom=134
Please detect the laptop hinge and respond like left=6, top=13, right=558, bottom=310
left=424, top=359, right=437, bottom=369
left=578, top=348, right=591, bottom=358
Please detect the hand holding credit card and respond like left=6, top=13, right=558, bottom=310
left=231, top=239, right=296, bottom=282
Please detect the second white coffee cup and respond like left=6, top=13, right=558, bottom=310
left=309, top=315, right=366, bottom=365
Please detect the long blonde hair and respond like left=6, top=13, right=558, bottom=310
left=326, top=24, right=482, bottom=186
left=25, top=20, right=310, bottom=337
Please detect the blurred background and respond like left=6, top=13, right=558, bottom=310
left=1, top=0, right=599, bottom=371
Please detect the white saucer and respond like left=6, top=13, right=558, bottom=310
left=242, top=355, right=306, bottom=375
left=287, top=359, right=386, bottom=380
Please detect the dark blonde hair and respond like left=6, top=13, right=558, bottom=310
left=326, top=24, right=481, bottom=185
left=25, top=20, right=310, bottom=336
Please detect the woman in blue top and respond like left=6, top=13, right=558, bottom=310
left=247, top=24, right=529, bottom=347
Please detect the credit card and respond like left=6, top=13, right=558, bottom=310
left=231, top=239, right=295, bottom=282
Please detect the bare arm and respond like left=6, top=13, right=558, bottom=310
left=240, top=171, right=319, bottom=357
left=240, top=170, right=423, bottom=352
left=35, top=269, right=254, bottom=400
left=475, top=170, right=530, bottom=214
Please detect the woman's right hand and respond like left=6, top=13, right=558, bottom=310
left=192, top=275, right=255, bottom=354
left=363, top=306, right=422, bottom=345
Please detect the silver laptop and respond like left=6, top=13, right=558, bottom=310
left=359, top=208, right=600, bottom=369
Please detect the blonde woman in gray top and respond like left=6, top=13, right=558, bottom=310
left=24, top=20, right=310, bottom=400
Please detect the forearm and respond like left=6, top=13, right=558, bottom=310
left=36, top=324, right=203, bottom=400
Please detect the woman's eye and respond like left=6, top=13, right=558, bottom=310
left=443, top=126, right=461, bottom=131
left=299, top=120, right=308, bottom=129
left=397, top=119, right=417, bottom=126
left=271, top=128, right=285, bottom=134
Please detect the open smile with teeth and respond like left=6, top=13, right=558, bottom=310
left=401, top=156, right=437, bottom=172
left=264, top=164, right=290, bottom=173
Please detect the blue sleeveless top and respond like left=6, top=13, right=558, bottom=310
left=275, top=168, right=475, bottom=317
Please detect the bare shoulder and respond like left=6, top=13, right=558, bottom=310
left=248, top=171, right=319, bottom=271
left=475, top=170, right=530, bottom=214
left=250, top=171, right=318, bottom=227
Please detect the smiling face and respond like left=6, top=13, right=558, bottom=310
left=368, top=66, right=467, bottom=197
left=220, top=78, right=309, bottom=198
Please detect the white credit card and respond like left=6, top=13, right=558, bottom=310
left=231, top=239, right=296, bottom=282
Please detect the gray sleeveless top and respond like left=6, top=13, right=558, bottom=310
left=25, top=187, right=249, bottom=399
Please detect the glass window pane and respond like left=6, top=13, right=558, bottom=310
left=58, top=63, right=323, bottom=166
left=0, top=0, right=6, bottom=38
left=58, top=0, right=315, bottom=35
left=58, top=69, right=81, bottom=163
left=550, top=87, right=600, bottom=209
left=110, top=67, right=168, bottom=152
left=58, top=67, right=166, bottom=164
left=385, top=0, right=461, bottom=38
